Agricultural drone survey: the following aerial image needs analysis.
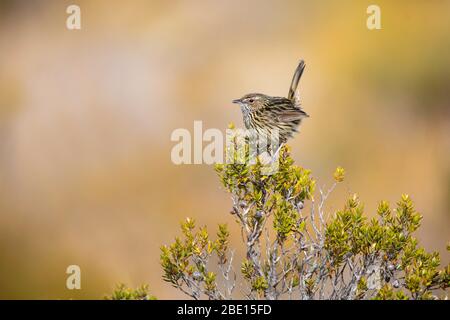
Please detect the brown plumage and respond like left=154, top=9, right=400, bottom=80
left=232, top=60, right=309, bottom=151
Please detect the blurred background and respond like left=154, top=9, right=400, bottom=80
left=0, top=0, right=449, bottom=299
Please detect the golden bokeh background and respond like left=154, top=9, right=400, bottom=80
left=0, top=0, right=449, bottom=299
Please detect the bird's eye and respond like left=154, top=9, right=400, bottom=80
left=248, top=99, right=254, bottom=103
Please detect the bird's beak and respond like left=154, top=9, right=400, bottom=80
left=232, top=99, right=241, bottom=104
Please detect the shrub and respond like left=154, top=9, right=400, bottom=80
left=106, top=284, right=156, bottom=300
left=160, top=144, right=449, bottom=300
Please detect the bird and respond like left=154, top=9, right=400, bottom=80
left=232, top=60, right=309, bottom=156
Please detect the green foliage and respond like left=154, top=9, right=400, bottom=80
left=333, top=166, right=345, bottom=183
left=106, top=284, right=156, bottom=300
left=159, top=218, right=230, bottom=299
left=241, top=259, right=255, bottom=280
left=252, top=276, right=269, bottom=295
left=158, top=140, right=449, bottom=300
left=373, top=284, right=409, bottom=300
left=325, top=194, right=448, bottom=299
left=216, top=224, right=230, bottom=264
left=215, top=145, right=315, bottom=241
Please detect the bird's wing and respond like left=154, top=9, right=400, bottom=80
left=277, top=108, right=309, bottom=122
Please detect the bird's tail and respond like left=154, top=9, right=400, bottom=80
left=288, top=60, right=305, bottom=101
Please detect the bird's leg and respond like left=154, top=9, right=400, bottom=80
left=258, top=143, right=283, bottom=175
left=271, top=143, right=284, bottom=162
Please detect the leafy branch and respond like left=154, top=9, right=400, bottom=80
left=160, top=141, right=449, bottom=300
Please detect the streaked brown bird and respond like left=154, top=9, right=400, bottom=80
left=232, top=60, right=309, bottom=154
